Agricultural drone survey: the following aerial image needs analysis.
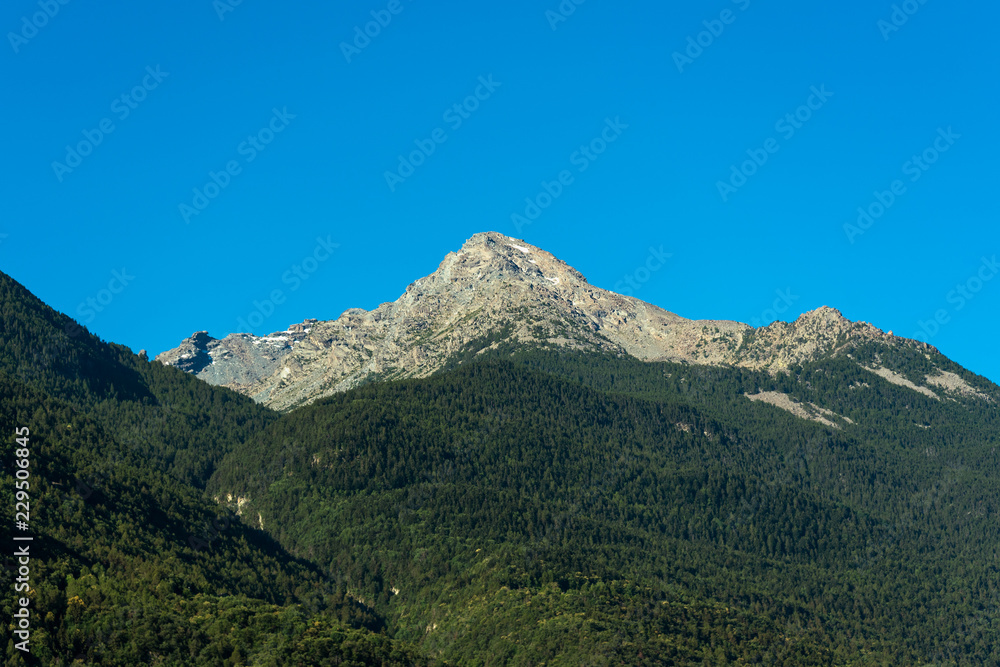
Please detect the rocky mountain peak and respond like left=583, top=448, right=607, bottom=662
left=431, top=231, right=591, bottom=293
left=190, top=330, right=213, bottom=347
left=157, top=233, right=945, bottom=410
left=155, top=322, right=316, bottom=392
left=797, top=305, right=847, bottom=323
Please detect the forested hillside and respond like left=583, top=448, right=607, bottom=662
left=4, top=266, right=1000, bottom=665
left=210, top=350, right=1000, bottom=665
left=0, top=272, right=276, bottom=488
left=0, top=272, right=428, bottom=665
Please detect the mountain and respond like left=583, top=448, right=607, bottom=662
left=158, top=231, right=968, bottom=412
left=0, top=270, right=428, bottom=666
left=154, top=323, right=316, bottom=394
left=205, top=348, right=1000, bottom=664
left=5, top=259, right=1000, bottom=664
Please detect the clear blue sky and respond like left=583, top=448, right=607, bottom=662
left=2, top=0, right=998, bottom=382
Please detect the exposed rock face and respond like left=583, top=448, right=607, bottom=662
left=155, top=231, right=950, bottom=411
left=924, top=370, right=994, bottom=402
left=155, top=321, right=316, bottom=393
left=745, top=391, right=855, bottom=429
left=236, top=232, right=757, bottom=410
left=735, top=307, right=900, bottom=370
left=862, top=366, right=940, bottom=400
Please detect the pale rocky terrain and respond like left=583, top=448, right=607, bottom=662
left=852, top=366, right=993, bottom=403
left=155, top=322, right=316, bottom=393
left=862, top=366, right=941, bottom=401
left=925, top=370, right=994, bottom=402
left=157, top=231, right=990, bottom=411
left=745, top=391, right=855, bottom=429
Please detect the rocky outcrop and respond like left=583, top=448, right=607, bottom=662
left=229, top=232, right=752, bottom=410
left=745, top=391, right=855, bottom=429
left=924, top=370, right=994, bottom=402
left=155, top=321, right=316, bottom=393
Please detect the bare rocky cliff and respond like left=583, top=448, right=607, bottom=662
left=157, top=231, right=949, bottom=411
left=155, top=321, right=316, bottom=394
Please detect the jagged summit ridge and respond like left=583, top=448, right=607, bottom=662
left=155, top=321, right=316, bottom=392
left=157, top=232, right=938, bottom=410
left=232, top=232, right=756, bottom=409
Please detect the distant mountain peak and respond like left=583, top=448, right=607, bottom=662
left=156, top=321, right=317, bottom=391
left=445, top=231, right=591, bottom=289
left=461, top=230, right=531, bottom=252
left=157, top=233, right=944, bottom=410
left=799, top=305, right=846, bottom=321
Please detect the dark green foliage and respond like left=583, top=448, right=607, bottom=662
left=5, top=266, right=1000, bottom=665
left=0, top=272, right=277, bottom=488
left=209, top=349, right=1000, bottom=665
left=0, top=272, right=426, bottom=666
